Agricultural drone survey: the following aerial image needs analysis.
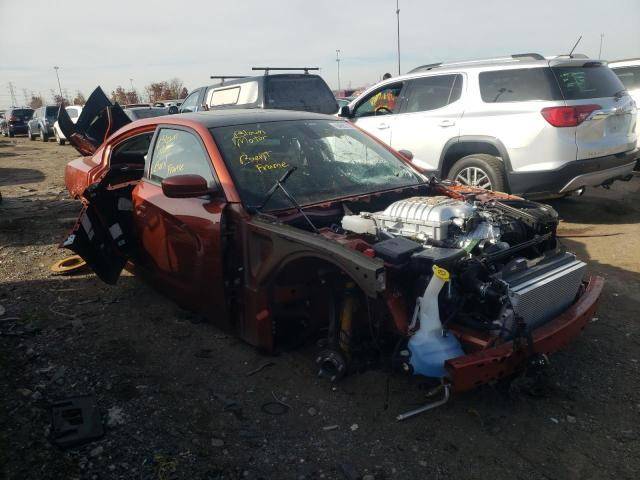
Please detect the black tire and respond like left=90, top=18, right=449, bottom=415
left=28, top=128, right=35, bottom=141
left=8, top=130, right=15, bottom=138
left=40, top=128, right=49, bottom=142
left=447, top=154, right=507, bottom=193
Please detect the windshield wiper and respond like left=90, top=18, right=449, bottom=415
left=251, top=166, right=319, bottom=233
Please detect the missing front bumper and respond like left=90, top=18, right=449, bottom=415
left=445, top=275, right=603, bottom=392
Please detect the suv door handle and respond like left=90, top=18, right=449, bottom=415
left=439, top=120, right=456, bottom=127
left=377, top=123, right=390, bottom=130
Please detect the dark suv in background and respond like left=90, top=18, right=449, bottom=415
left=1, top=108, right=34, bottom=137
left=28, top=105, right=59, bottom=141
left=179, top=70, right=338, bottom=114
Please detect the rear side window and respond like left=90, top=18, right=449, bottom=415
left=479, top=68, right=562, bottom=103
left=264, top=76, right=338, bottom=115
left=552, top=65, right=625, bottom=100
left=404, top=74, right=462, bottom=113
left=211, top=87, right=240, bottom=106
left=150, top=128, right=214, bottom=185
left=611, top=66, right=640, bottom=91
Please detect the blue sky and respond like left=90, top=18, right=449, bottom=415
left=0, top=0, right=639, bottom=108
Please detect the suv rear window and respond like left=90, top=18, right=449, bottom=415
left=552, top=65, right=625, bottom=100
left=11, top=109, right=33, bottom=119
left=264, top=75, right=338, bottom=115
left=611, top=66, right=640, bottom=91
left=45, top=106, right=58, bottom=117
left=479, top=68, right=562, bottom=103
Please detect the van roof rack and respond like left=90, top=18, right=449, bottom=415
left=252, top=67, right=319, bottom=75
left=209, top=75, right=248, bottom=85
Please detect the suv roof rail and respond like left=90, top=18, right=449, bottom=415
left=407, top=62, right=443, bottom=73
left=407, top=54, right=546, bottom=73
left=209, top=75, right=248, bottom=85
left=511, top=53, right=545, bottom=60
left=552, top=53, right=590, bottom=59
left=251, top=67, right=319, bottom=75
left=609, top=57, right=640, bottom=63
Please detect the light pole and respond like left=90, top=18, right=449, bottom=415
left=129, top=78, right=135, bottom=92
left=336, top=49, right=341, bottom=93
left=396, top=0, right=401, bottom=75
left=53, top=66, right=63, bottom=101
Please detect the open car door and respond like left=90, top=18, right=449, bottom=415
left=58, top=87, right=131, bottom=156
left=61, top=167, right=139, bottom=284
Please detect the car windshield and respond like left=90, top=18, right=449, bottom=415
left=210, top=119, right=423, bottom=211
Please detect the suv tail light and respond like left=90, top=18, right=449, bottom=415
left=541, top=105, right=601, bottom=127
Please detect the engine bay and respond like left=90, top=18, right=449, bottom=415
left=280, top=183, right=588, bottom=382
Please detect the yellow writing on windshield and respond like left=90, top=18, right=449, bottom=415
left=232, top=129, right=267, bottom=147
left=256, top=161, right=288, bottom=173
left=240, top=150, right=272, bottom=165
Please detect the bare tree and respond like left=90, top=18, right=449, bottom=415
left=145, top=82, right=165, bottom=103
left=29, top=96, right=43, bottom=109
left=144, top=78, right=187, bottom=102
left=125, top=90, right=140, bottom=105
left=110, top=86, right=128, bottom=105
left=73, top=91, right=86, bottom=106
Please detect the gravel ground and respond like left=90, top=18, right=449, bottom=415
left=1, top=135, right=639, bottom=480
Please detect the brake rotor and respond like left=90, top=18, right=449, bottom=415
left=50, top=255, right=87, bottom=274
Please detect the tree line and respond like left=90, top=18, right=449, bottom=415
left=28, top=78, right=188, bottom=109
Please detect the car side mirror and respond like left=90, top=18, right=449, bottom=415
left=161, top=174, right=216, bottom=198
left=398, top=149, right=414, bottom=161
left=338, top=105, right=351, bottom=118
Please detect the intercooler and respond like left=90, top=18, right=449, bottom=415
left=503, top=252, right=587, bottom=329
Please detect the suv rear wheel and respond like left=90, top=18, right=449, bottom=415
left=447, top=154, right=507, bottom=192
left=28, top=128, right=36, bottom=141
left=40, top=128, right=49, bottom=142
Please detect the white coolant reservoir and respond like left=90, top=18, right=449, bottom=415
left=408, top=265, right=464, bottom=378
left=341, top=214, right=377, bottom=235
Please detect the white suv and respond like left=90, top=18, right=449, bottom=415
left=610, top=58, right=640, bottom=144
left=340, top=54, right=638, bottom=197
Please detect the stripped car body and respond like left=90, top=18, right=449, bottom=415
left=61, top=89, right=603, bottom=393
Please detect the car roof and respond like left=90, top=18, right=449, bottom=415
left=174, top=108, right=338, bottom=128
left=608, top=58, right=640, bottom=68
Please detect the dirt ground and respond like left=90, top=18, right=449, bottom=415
left=1, top=135, right=639, bottom=480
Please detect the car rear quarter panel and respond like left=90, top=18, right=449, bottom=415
left=65, top=152, right=103, bottom=198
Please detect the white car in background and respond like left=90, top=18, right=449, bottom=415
left=610, top=58, right=640, bottom=141
left=53, top=105, right=83, bottom=145
left=341, top=54, right=637, bottom=198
